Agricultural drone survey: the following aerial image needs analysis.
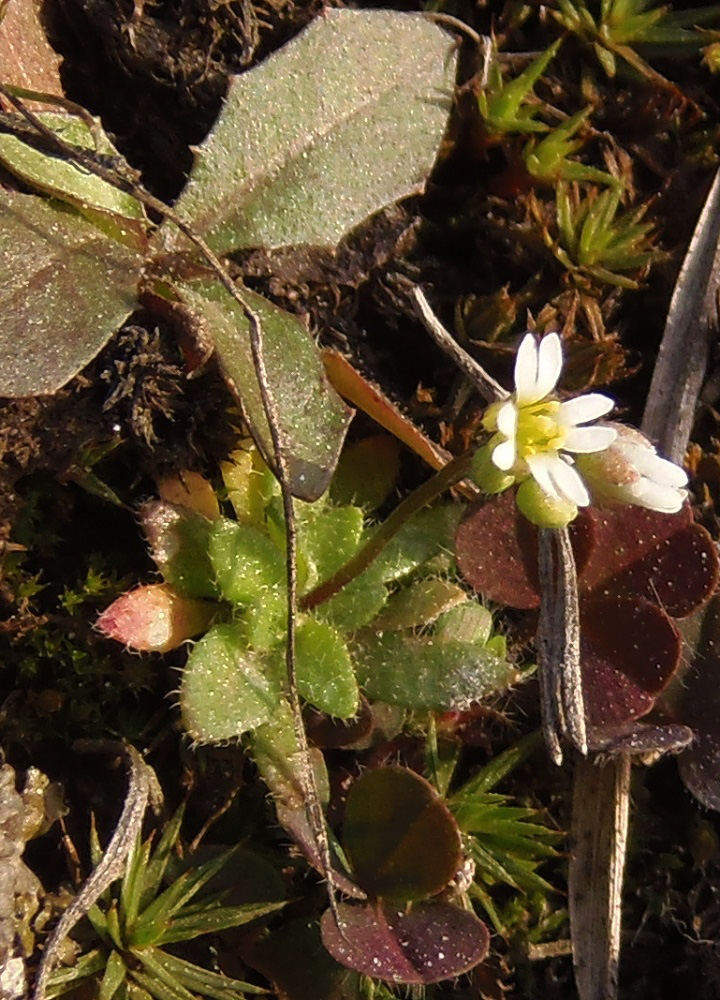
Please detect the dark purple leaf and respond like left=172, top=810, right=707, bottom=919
left=581, top=598, right=681, bottom=729
left=320, top=900, right=489, bottom=984
left=587, top=721, right=694, bottom=756
left=342, top=767, right=461, bottom=901
left=455, top=491, right=594, bottom=609
left=579, top=505, right=693, bottom=594
left=304, top=696, right=374, bottom=750
left=246, top=918, right=358, bottom=1000
left=674, top=595, right=720, bottom=810
left=597, top=523, right=718, bottom=619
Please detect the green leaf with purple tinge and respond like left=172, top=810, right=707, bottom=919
left=0, top=190, right=144, bottom=396
left=321, top=900, right=489, bottom=984
left=342, top=767, right=462, bottom=901
left=159, top=9, right=457, bottom=254
left=176, top=276, right=352, bottom=501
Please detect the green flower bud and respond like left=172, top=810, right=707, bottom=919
left=471, top=443, right=515, bottom=495
left=516, top=477, right=577, bottom=528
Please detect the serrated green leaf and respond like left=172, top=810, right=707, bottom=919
left=180, top=624, right=282, bottom=743
left=208, top=519, right=285, bottom=605
left=353, top=633, right=521, bottom=711
left=372, top=579, right=467, bottom=631
left=0, top=190, right=143, bottom=396
left=160, top=9, right=456, bottom=253
left=175, top=277, right=352, bottom=502
left=293, top=618, right=358, bottom=719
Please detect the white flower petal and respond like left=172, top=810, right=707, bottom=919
left=496, top=400, right=518, bottom=438
left=492, top=438, right=516, bottom=471
left=526, top=453, right=563, bottom=501
left=528, top=451, right=590, bottom=505
left=630, top=478, right=687, bottom=514
left=563, top=425, right=618, bottom=454
left=533, top=333, right=564, bottom=402
left=514, top=334, right=541, bottom=404
left=548, top=455, right=591, bottom=506
left=620, top=445, right=688, bottom=488
left=558, top=393, right=615, bottom=426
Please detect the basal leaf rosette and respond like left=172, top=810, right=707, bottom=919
left=456, top=490, right=718, bottom=750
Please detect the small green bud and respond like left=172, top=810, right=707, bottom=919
left=471, top=443, right=515, bottom=495
left=516, top=478, right=577, bottom=528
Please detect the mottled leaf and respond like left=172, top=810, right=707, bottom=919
left=321, top=900, right=489, bottom=984
left=176, top=276, right=352, bottom=501
left=353, top=632, right=522, bottom=712
left=180, top=624, right=282, bottom=742
left=342, top=766, right=461, bottom=901
left=161, top=9, right=457, bottom=253
left=675, top=595, right=720, bottom=810
left=0, top=190, right=143, bottom=396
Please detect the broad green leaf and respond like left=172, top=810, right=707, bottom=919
left=160, top=9, right=457, bottom=253
left=140, top=501, right=218, bottom=600
left=342, top=767, right=461, bottom=901
left=208, top=519, right=285, bottom=605
left=0, top=113, right=147, bottom=242
left=180, top=624, right=282, bottom=742
left=372, top=504, right=462, bottom=583
left=296, top=504, right=364, bottom=587
left=176, top=276, right=352, bottom=502
left=294, top=619, right=358, bottom=718
left=372, top=579, right=467, bottom=631
left=353, top=634, right=522, bottom=711
left=0, top=190, right=143, bottom=395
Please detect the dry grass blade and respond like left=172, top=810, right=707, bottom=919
left=569, top=168, right=720, bottom=1000
left=643, top=168, right=720, bottom=461
left=569, top=755, right=631, bottom=1000
left=32, top=742, right=161, bottom=1000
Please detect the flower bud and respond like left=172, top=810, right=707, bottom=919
left=470, top=443, right=515, bottom=495
left=574, top=424, right=688, bottom=514
left=97, top=584, right=218, bottom=653
left=516, top=477, right=578, bottom=528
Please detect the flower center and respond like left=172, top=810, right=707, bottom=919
left=515, top=400, right=567, bottom=459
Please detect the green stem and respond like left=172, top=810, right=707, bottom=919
left=300, top=451, right=473, bottom=612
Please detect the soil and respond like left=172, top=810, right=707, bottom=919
left=3, top=1, right=720, bottom=998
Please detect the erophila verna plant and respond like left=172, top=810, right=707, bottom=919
left=472, top=330, right=688, bottom=528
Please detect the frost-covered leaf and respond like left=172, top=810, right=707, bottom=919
left=176, top=276, right=352, bottom=501
left=293, top=619, right=359, bottom=719
left=321, top=900, right=489, bottom=985
left=0, top=0, right=63, bottom=104
left=353, top=633, right=521, bottom=711
left=342, top=767, right=461, bottom=901
left=161, top=9, right=457, bottom=253
left=0, top=191, right=144, bottom=396
left=180, top=624, right=282, bottom=742
left=0, top=113, right=147, bottom=241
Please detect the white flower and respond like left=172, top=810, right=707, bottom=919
left=575, top=424, right=688, bottom=514
left=482, top=332, right=617, bottom=507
